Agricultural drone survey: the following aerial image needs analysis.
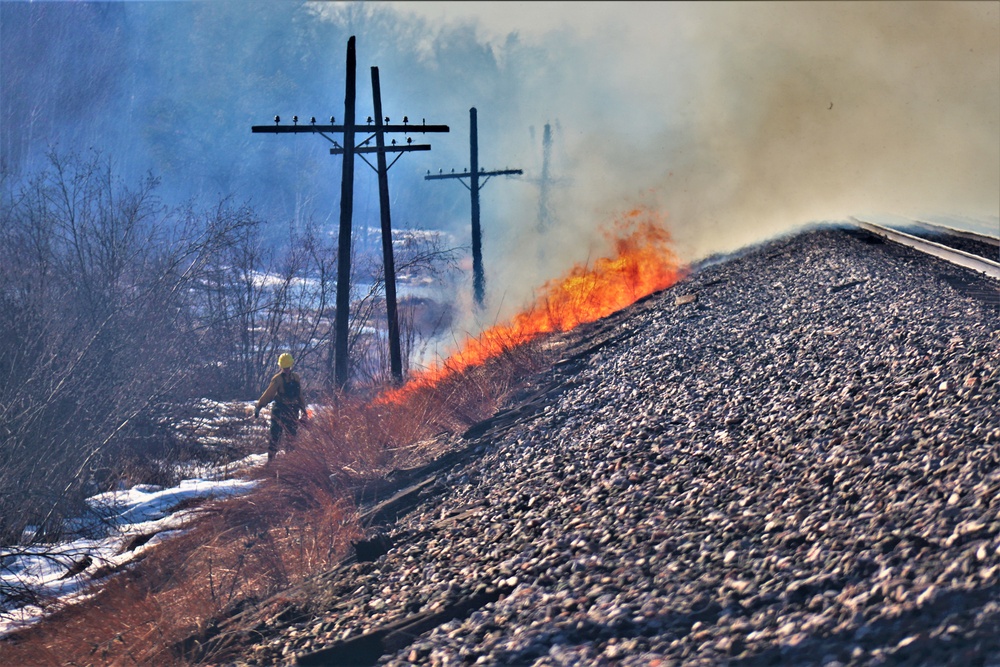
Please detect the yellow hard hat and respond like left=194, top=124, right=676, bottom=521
left=278, top=353, right=294, bottom=369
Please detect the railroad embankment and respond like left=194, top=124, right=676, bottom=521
left=228, top=225, right=998, bottom=666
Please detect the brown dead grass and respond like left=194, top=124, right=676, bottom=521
left=0, top=477, right=359, bottom=666
left=0, top=336, right=555, bottom=666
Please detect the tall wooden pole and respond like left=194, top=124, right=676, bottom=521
left=333, top=36, right=357, bottom=391
left=425, top=108, right=521, bottom=310
left=469, top=108, right=484, bottom=308
left=371, top=66, right=403, bottom=384
left=537, top=122, right=552, bottom=231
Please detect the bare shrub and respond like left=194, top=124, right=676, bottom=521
left=346, top=225, right=461, bottom=392
left=0, top=150, right=245, bottom=545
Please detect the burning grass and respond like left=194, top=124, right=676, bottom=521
left=382, top=209, right=685, bottom=404
left=0, top=210, right=685, bottom=666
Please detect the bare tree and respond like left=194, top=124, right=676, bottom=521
left=0, top=151, right=462, bottom=551
left=0, top=151, right=252, bottom=545
left=189, top=210, right=341, bottom=397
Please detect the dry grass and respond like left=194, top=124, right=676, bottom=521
left=0, top=334, right=555, bottom=666
left=0, top=476, right=359, bottom=666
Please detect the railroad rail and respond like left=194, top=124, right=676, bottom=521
left=851, top=217, right=1000, bottom=281
left=904, top=219, right=1000, bottom=248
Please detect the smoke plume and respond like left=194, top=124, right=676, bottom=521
left=389, top=1, right=999, bottom=321
left=3, top=1, right=997, bottom=328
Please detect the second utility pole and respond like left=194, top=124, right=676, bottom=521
left=370, top=66, right=402, bottom=384
left=426, top=107, right=521, bottom=309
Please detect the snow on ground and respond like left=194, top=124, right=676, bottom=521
left=0, top=440, right=266, bottom=639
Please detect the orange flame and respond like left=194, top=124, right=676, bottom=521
left=381, top=208, right=686, bottom=402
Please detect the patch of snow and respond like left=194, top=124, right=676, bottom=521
left=0, top=464, right=260, bottom=638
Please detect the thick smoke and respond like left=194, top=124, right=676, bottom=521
left=391, top=1, right=999, bottom=322
left=3, top=1, right=997, bottom=331
left=662, top=2, right=1000, bottom=256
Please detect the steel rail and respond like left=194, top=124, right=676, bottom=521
left=906, top=219, right=1000, bottom=248
left=851, top=217, right=1000, bottom=281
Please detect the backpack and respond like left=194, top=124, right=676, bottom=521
left=277, top=372, right=301, bottom=409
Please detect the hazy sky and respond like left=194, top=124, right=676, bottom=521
left=383, top=1, right=1000, bottom=310
left=3, top=1, right=998, bottom=318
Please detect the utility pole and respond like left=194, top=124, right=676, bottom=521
left=252, top=36, right=448, bottom=390
left=370, top=66, right=402, bottom=384
left=426, top=107, right=522, bottom=309
left=537, top=122, right=552, bottom=231
left=528, top=120, right=570, bottom=244
left=336, top=36, right=357, bottom=392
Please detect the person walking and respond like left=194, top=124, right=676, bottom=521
left=254, top=353, right=307, bottom=462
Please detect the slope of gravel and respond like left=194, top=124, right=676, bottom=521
left=232, top=224, right=999, bottom=667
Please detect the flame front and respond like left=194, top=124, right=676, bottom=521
left=383, top=208, right=686, bottom=402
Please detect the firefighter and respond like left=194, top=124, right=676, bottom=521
left=253, top=353, right=307, bottom=462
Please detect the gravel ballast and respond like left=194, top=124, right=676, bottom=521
left=232, top=224, right=999, bottom=667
